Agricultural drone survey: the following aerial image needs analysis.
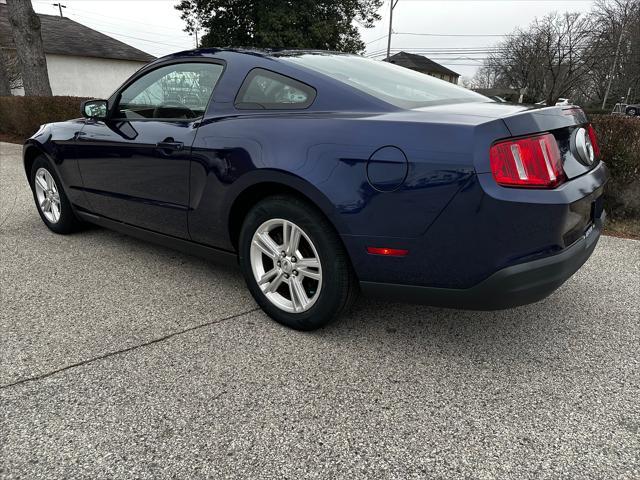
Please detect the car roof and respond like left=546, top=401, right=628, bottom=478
left=160, top=47, right=349, bottom=60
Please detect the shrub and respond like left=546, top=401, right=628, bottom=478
left=0, top=96, right=90, bottom=139
left=590, top=115, right=640, bottom=219
left=583, top=108, right=611, bottom=116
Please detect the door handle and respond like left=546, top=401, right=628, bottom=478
left=156, top=140, right=184, bottom=151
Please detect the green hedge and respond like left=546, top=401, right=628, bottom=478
left=590, top=115, right=640, bottom=219
left=0, top=96, right=89, bottom=139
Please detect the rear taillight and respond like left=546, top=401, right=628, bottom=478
left=587, top=124, right=600, bottom=159
left=490, top=133, right=565, bottom=188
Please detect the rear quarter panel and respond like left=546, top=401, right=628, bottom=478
left=188, top=112, right=506, bottom=251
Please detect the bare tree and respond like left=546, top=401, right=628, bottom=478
left=591, top=0, right=640, bottom=107
left=482, top=26, right=549, bottom=102
left=537, top=13, right=599, bottom=105
left=476, top=11, right=607, bottom=105
left=6, top=0, right=52, bottom=96
left=469, top=66, right=499, bottom=89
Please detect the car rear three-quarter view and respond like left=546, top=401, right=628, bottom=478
left=23, top=49, right=608, bottom=330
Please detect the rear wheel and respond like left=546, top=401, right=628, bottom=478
left=627, top=107, right=638, bottom=116
left=30, top=155, right=83, bottom=234
left=239, top=195, right=357, bottom=330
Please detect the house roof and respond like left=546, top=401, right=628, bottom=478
left=0, top=4, right=155, bottom=63
left=385, top=51, right=459, bottom=78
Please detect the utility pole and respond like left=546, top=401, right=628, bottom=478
left=52, top=3, right=66, bottom=18
left=601, top=19, right=626, bottom=110
left=386, top=0, right=398, bottom=61
left=600, top=0, right=638, bottom=111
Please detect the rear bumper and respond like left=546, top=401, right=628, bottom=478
left=360, top=212, right=603, bottom=310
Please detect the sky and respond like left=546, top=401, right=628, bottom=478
left=31, top=0, right=596, bottom=80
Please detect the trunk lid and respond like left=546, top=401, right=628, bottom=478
left=501, top=105, right=594, bottom=179
left=413, top=102, right=596, bottom=179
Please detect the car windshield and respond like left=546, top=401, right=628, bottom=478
left=280, top=54, right=490, bottom=109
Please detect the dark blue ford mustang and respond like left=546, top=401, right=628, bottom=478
left=24, top=49, right=607, bottom=330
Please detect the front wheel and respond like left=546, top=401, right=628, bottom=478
left=627, top=107, right=638, bottom=116
left=239, top=195, right=357, bottom=330
left=30, top=155, right=83, bottom=234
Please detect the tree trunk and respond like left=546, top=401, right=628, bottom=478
left=6, top=0, right=52, bottom=96
left=0, top=50, right=12, bottom=96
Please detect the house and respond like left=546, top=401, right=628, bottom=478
left=385, top=51, right=460, bottom=84
left=0, top=2, right=155, bottom=97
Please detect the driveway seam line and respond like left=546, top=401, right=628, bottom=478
left=0, top=307, right=260, bottom=390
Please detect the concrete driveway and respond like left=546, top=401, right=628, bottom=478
left=1, top=141, right=639, bottom=479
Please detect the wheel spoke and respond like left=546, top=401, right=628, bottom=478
left=40, top=198, right=50, bottom=211
left=298, top=268, right=321, bottom=281
left=258, top=268, right=278, bottom=285
left=45, top=172, right=53, bottom=190
left=285, top=223, right=301, bottom=256
left=289, top=282, right=299, bottom=312
left=289, top=277, right=309, bottom=312
left=253, top=232, right=280, bottom=259
left=35, top=175, right=48, bottom=192
left=265, top=271, right=285, bottom=293
left=282, top=221, right=290, bottom=251
left=50, top=201, right=59, bottom=219
left=296, top=257, right=320, bottom=269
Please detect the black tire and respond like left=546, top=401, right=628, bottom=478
left=239, top=195, right=357, bottom=331
left=29, top=155, right=83, bottom=234
left=627, top=107, right=637, bottom=116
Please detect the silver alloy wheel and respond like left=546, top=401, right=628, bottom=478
left=249, top=218, right=322, bottom=313
left=34, top=167, right=61, bottom=224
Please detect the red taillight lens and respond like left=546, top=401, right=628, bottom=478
left=490, top=133, right=565, bottom=188
left=587, top=124, right=600, bottom=159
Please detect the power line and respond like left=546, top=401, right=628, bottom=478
left=365, top=34, right=390, bottom=45
left=32, top=0, right=173, bottom=29
left=32, top=1, right=196, bottom=52
left=394, top=31, right=509, bottom=37
left=92, top=29, right=189, bottom=49
left=65, top=11, right=189, bottom=40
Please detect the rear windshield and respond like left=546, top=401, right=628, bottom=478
left=281, top=54, right=490, bottom=109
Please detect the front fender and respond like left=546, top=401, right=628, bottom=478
left=22, top=120, right=87, bottom=207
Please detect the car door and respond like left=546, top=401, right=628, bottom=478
left=75, top=61, right=224, bottom=238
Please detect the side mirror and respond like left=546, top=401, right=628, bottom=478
left=81, top=99, right=108, bottom=120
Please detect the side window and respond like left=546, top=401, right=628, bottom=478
left=235, top=68, right=316, bottom=110
left=116, top=62, right=224, bottom=120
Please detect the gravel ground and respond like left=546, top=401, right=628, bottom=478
left=1, top=142, right=639, bottom=479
